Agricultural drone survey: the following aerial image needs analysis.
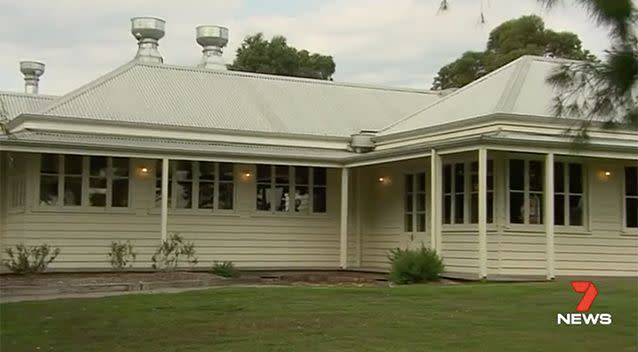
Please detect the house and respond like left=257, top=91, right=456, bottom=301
left=1, top=17, right=636, bottom=279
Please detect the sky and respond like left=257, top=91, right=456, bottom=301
left=0, top=0, right=611, bottom=95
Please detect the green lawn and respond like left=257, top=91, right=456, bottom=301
left=1, top=279, right=637, bottom=351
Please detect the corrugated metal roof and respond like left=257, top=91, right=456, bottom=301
left=0, top=91, right=56, bottom=120
left=380, top=56, right=584, bottom=136
left=38, top=61, right=440, bottom=137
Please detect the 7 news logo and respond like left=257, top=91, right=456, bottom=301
left=557, top=281, right=612, bottom=325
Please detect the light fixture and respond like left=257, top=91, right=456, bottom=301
left=378, top=177, right=385, bottom=183
left=604, top=171, right=611, bottom=177
left=140, top=167, right=149, bottom=174
left=244, top=172, right=251, bottom=178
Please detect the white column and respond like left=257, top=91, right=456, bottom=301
left=430, top=150, right=438, bottom=250
left=355, top=168, right=362, bottom=267
left=161, top=158, right=169, bottom=242
left=435, top=153, right=443, bottom=253
left=340, top=167, right=350, bottom=269
left=544, top=153, right=555, bottom=279
left=478, top=147, right=488, bottom=279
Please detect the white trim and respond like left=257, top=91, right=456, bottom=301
left=478, top=147, right=487, bottom=279
left=355, top=168, right=362, bottom=267
left=339, top=167, right=349, bottom=269
left=160, top=157, right=169, bottom=242
left=430, top=150, right=437, bottom=250
left=544, top=153, right=555, bottom=279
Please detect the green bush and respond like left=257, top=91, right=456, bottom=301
left=151, top=233, right=198, bottom=271
left=211, top=261, right=240, bottom=278
left=3, top=243, right=61, bottom=274
left=388, top=246, right=444, bottom=284
left=108, top=241, right=137, bottom=270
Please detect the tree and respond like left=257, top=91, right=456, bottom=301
left=229, top=33, right=336, bottom=80
left=432, top=15, right=592, bottom=90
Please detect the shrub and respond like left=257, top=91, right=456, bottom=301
left=108, top=241, right=137, bottom=270
left=3, top=243, right=61, bottom=274
left=151, top=233, right=198, bottom=271
left=388, top=246, right=444, bottom=284
left=211, top=261, right=240, bottom=278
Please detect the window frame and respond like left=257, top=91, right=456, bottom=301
left=37, top=154, right=131, bottom=210
left=404, top=172, right=426, bottom=233
left=155, top=161, right=236, bottom=212
left=255, top=165, right=327, bottom=215
left=623, top=165, right=638, bottom=231
left=443, top=160, right=494, bottom=225
left=507, top=158, right=544, bottom=226
left=553, top=161, right=587, bottom=229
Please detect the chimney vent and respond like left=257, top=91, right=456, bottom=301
left=349, top=130, right=377, bottom=153
left=20, top=61, right=45, bottom=94
left=131, top=17, right=165, bottom=63
left=196, top=25, right=228, bottom=70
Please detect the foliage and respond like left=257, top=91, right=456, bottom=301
left=432, top=15, right=593, bottom=90
left=2, top=243, right=61, bottom=274
left=211, top=261, right=240, bottom=278
left=108, top=241, right=137, bottom=270
left=229, top=33, right=336, bottom=80
left=151, top=233, right=198, bottom=271
left=387, top=246, right=444, bottom=284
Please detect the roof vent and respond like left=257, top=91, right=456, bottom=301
left=19, top=61, right=45, bottom=94
left=196, top=25, right=228, bottom=70
left=131, top=17, right=165, bottom=63
left=349, top=130, right=377, bottom=153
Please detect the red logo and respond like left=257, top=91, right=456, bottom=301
left=571, top=281, right=598, bottom=312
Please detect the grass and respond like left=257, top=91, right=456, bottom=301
left=1, top=278, right=636, bottom=351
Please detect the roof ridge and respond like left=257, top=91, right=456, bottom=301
left=37, top=60, right=138, bottom=114
left=378, top=55, right=538, bottom=134
left=136, top=61, right=438, bottom=95
left=0, top=91, right=57, bottom=99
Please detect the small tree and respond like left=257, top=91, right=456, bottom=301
left=108, top=241, right=137, bottom=270
left=388, top=246, right=444, bottom=284
left=3, top=243, right=61, bottom=274
left=151, top=233, right=198, bottom=271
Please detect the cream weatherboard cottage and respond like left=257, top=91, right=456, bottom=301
left=1, top=17, right=637, bottom=279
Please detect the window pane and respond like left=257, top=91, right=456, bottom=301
left=274, top=185, right=289, bottom=212
left=417, top=173, right=426, bottom=192
left=509, top=160, right=524, bottom=190
left=175, top=161, right=193, bottom=181
left=405, top=214, right=413, bottom=232
left=112, top=158, right=129, bottom=178
left=64, top=177, right=82, bottom=206
left=257, top=165, right=271, bottom=183
left=313, top=187, right=327, bottom=213
left=175, top=181, right=193, bottom=208
left=487, top=160, right=494, bottom=191
left=219, top=183, right=234, bottom=210
left=40, top=175, right=58, bottom=205
left=470, top=194, right=478, bottom=223
left=405, top=194, right=413, bottom=212
left=294, top=186, right=309, bottom=213
left=554, top=162, right=564, bottom=193
left=569, top=195, right=583, bottom=226
left=416, top=193, right=425, bottom=212
left=275, top=166, right=289, bottom=185
left=41, top=154, right=59, bottom=174
left=155, top=160, right=171, bottom=208
left=295, top=167, right=309, bottom=185
left=256, top=184, right=271, bottom=210
left=454, top=194, right=464, bottom=223
left=65, top=155, right=83, bottom=175
left=454, top=163, right=464, bottom=193
left=219, top=163, right=234, bottom=182
left=529, top=161, right=543, bottom=192
left=625, top=167, right=638, bottom=196
left=89, top=178, right=107, bottom=206
left=626, top=198, right=638, bottom=228
left=443, top=165, right=452, bottom=193
left=199, top=162, right=215, bottom=181
left=417, top=213, right=426, bottom=232
left=510, top=192, right=524, bottom=223
left=554, top=195, right=565, bottom=226
left=198, top=183, right=214, bottom=209
left=313, top=168, right=327, bottom=186
left=405, top=174, right=414, bottom=193
left=90, top=157, right=107, bottom=177
left=487, top=192, right=493, bottom=223
left=112, top=179, right=129, bottom=207
left=443, top=195, right=451, bottom=224
left=529, top=193, right=543, bottom=224
left=569, top=164, right=582, bottom=193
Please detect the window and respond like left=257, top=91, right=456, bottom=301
left=509, top=159, right=543, bottom=224
left=155, top=161, right=234, bottom=210
left=625, top=166, right=638, bottom=228
left=404, top=173, right=426, bottom=232
left=7, top=154, right=25, bottom=209
left=443, top=161, right=493, bottom=224
left=256, top=165, right=327, bottom=213
left=554, top=162, right=584, bottom=226
left=39, top=154, right=130, bottom=208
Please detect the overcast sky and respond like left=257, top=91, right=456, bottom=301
left=0, top=0, right=610, bottom=95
